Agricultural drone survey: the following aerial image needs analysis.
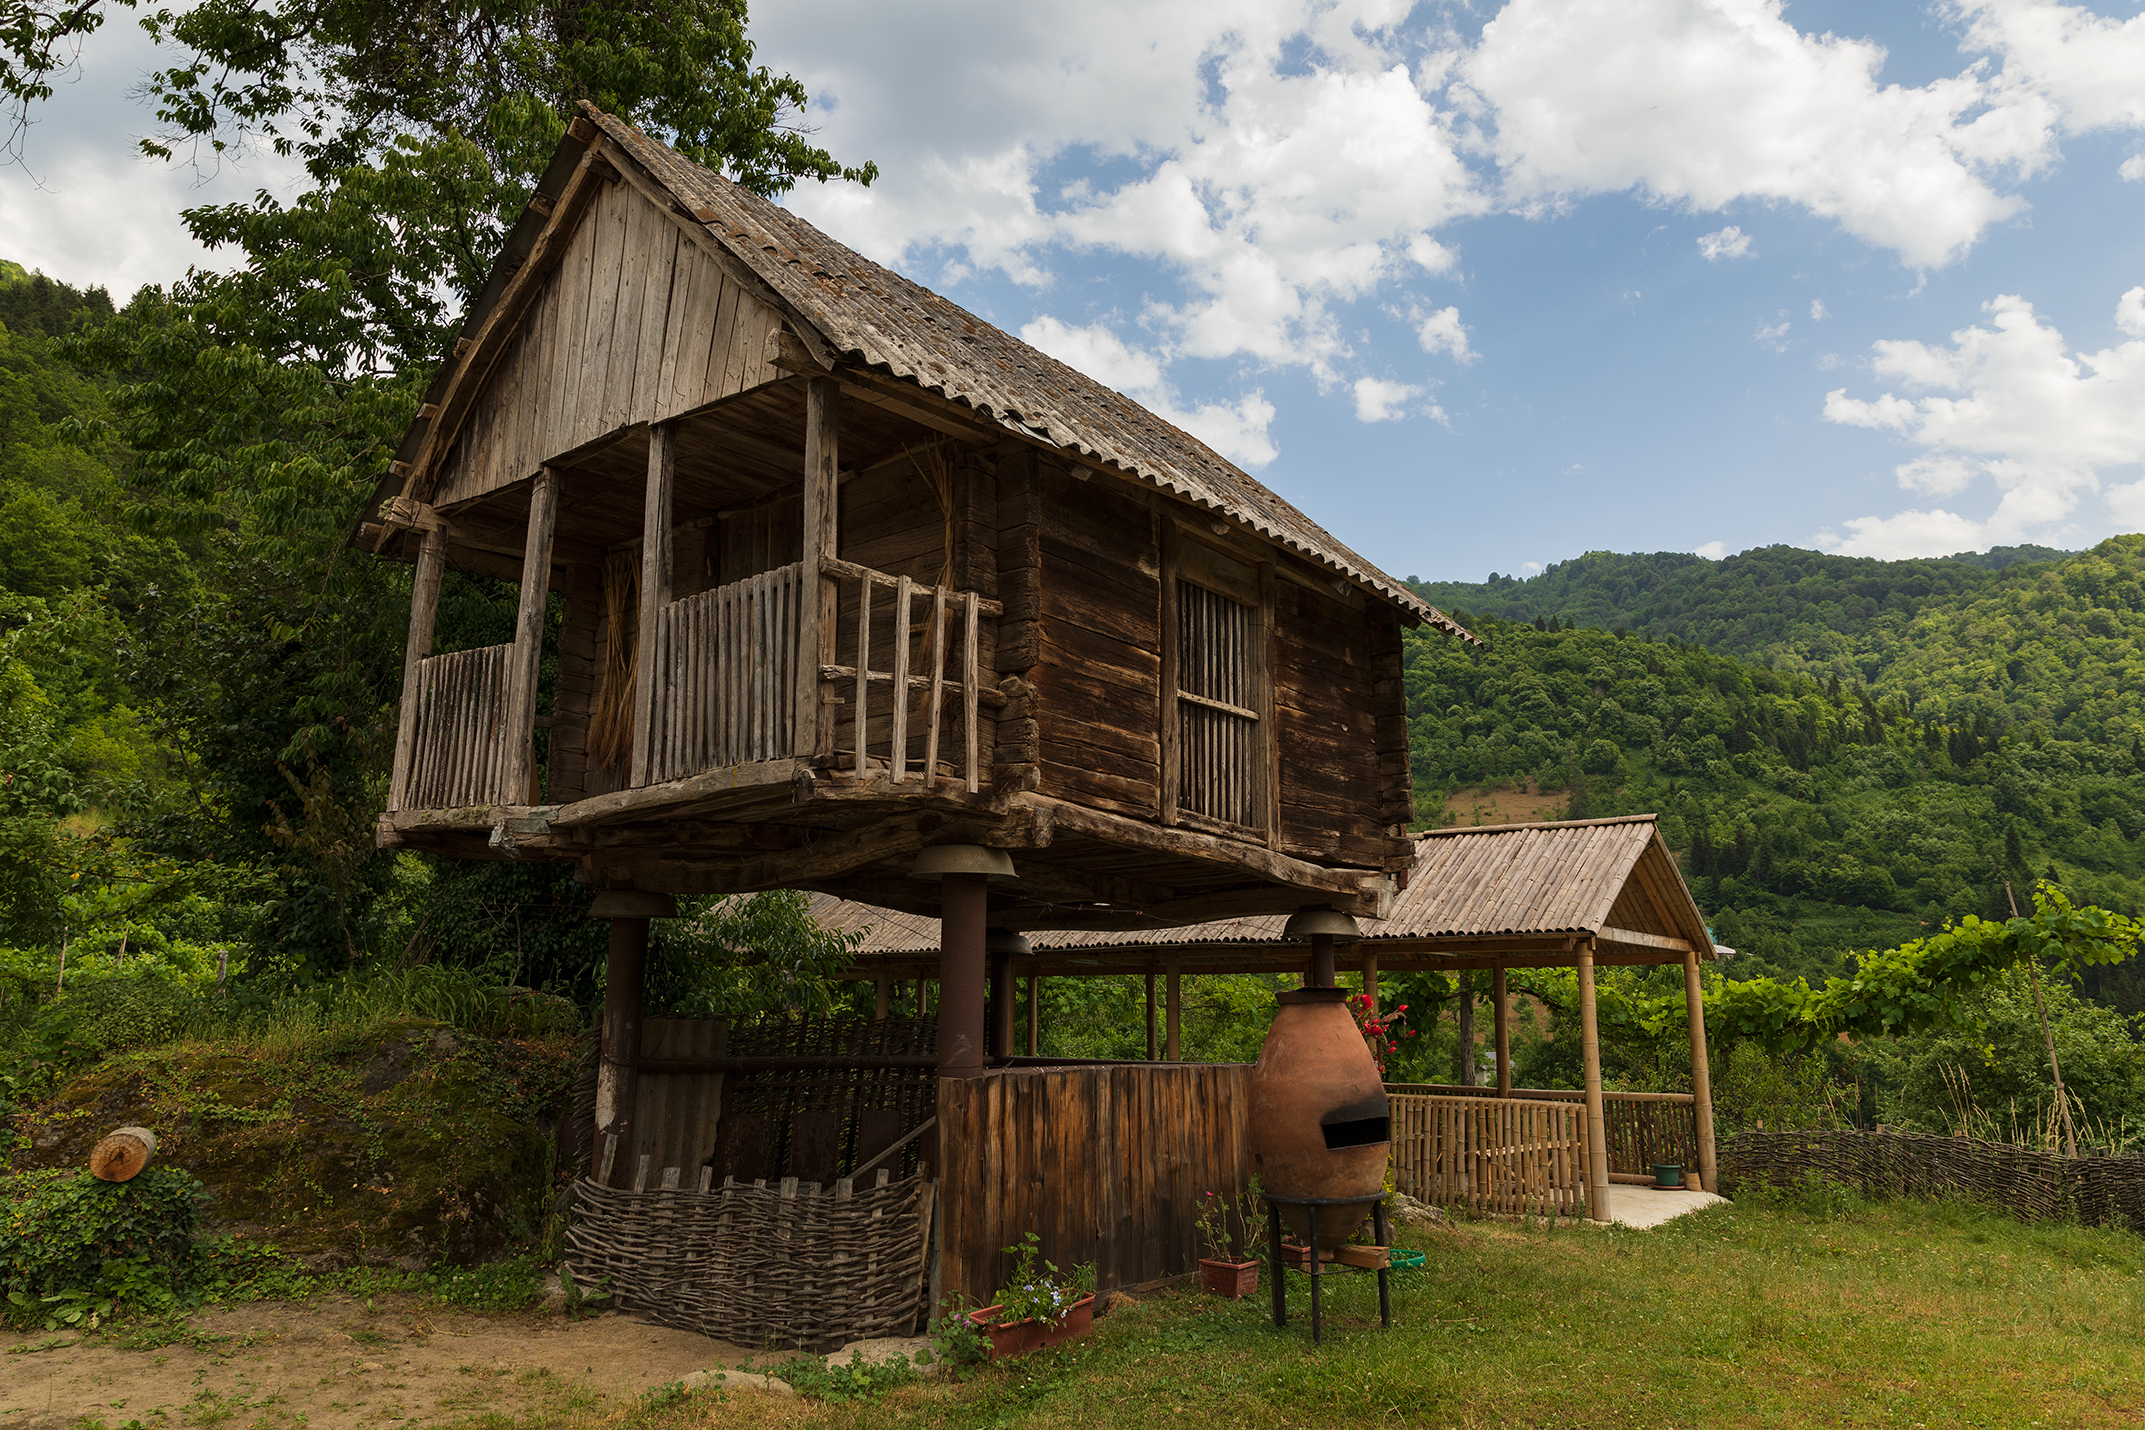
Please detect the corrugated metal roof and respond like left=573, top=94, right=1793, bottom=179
left=807, top=815, right=1713, bottom=958
left=581, top=109, right=1467, bottom=637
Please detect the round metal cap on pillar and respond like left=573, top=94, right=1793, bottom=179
left=911, top=846, right=1017, bottom=1079
left=985, top=929, right=1033, bottom=957
left=1284, top=908, right=1360, bottom=991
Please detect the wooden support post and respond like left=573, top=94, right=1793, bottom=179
left=630, top=426, right=675, bottom=786
left=1494, top=965, right=1511, bottom=1096
left=1684, top=943, right=1718, bottom=1194
left=1026, top=973, right=1039, bottom=1056
left=988, top=949, right=1014, bottom=1060
left=1454, top=971, right=1476, bottom=1086
left=1578, top=939, right=1613, bottom=1222
left=597, top=917, right=649, bottom=1187
left=1361, top=952, right=1378, bottom=1011
left=1145, top=973, right=1158, bottom=1060
left=874, top=976, right=889, bottom=1021
left=500, top=467, right=560, bottom=805
left=1164, top=967, right=1181, bottom=1062
left=389, top=526, right=448, bottom=810
left=939, top=874, right=987, bottom=1078
left=1310, top=933, right=1336, bottom=989
left=799, top=377, right=839, bottom=760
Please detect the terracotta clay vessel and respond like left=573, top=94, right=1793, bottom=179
left=1249, top=987, right=1390, bottom=1250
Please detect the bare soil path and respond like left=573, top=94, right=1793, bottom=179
left=2, top=1296, right=763, bottom=1430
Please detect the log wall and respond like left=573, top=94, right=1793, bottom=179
left=436, top=178, right=782, bottom=509
left=1273, top=575, right=1397, bottom=867
left=1033, top=466, right=1162, bottom=819
left=936, top=1063, right=1253, bottom=1303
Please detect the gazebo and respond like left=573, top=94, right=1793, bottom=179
left=808, top=813, right=1722, bottom=1256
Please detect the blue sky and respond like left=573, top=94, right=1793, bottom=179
left=6, top=1, right=2143, bottom=583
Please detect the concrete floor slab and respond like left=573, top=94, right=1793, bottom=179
left=1604, top=1183, right=1728, bottom=1229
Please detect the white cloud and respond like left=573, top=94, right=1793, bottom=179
left=1755, top=314, right=1792, bottom=351
left=1415, top=306, right=1477, bottom=364
left=1020, top=314, right=1280, bottom=467
left=1694, top=540, right=1729, bottom=560
left=1352, top=377, right=1421, bottom=422
left=1811, top=299, right=1830, bottom=321
left=1951, top=0, right=2145, bottom=134
left=1817, top=286, right=2145, bottom=556
left=1698, top=226, right=1753, bottom=260
left=1521, top=561, right=1543, bottom=573
left=1462, top=0, right=2054, bottom=268
left=2123, top=155, right=2145, bottom=181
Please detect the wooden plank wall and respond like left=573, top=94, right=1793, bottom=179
left=1273, top=576, right=1392, bottom=867
left=547, top=566, right=604, bottom=803
left=629, top=1017, right=728, bottom=1189
left=1033, top=465, right=1161, bottom=818
left=436, top=179, right=782, bottom=509
left=936, top=1064, right=1253, bottom=1303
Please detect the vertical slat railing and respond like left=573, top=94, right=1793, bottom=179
left=1386, top=1093, right=1593, bottom=1218
left=641, top=561, right=805, bottom=785
left=820, top=560, right=997, bottom=793
left=405, top=643, right=512, bottom=809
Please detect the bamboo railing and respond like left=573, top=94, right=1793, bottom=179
left=643, top=561, right=806, bottom=784
left=403, top=643, right=512, bottom=809
left=1386, top=1083, right=1699, bottom=1180
left=819, top=557, right=1000, bottom=793
left=1389, top=1093, right=1592, bottom=1217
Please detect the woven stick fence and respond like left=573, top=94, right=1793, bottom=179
left=1720, top=1130, right=2145, bottom=1231
left=568, top=1171, right=928, bottom=1352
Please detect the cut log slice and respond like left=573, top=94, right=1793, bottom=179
left=89, top=1126, right=158, bottom=1182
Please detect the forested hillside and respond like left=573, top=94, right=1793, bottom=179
left=1402, top=537, right=2145, bottom=1008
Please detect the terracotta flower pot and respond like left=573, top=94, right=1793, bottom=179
left=1251, top=987, right=1391, bottom=1250
left=1198, top=1258, right=1260, bottom=1299
left=966, top=1294, right=1096, bottom=1361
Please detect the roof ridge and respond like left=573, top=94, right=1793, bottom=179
left=1416, top=814, right=1659, bottom=838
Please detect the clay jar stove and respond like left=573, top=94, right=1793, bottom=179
left=1249, top=985, right=1391, bottom=1250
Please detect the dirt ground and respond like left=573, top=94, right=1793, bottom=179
left=1, top=1296, right=772, bottom=1430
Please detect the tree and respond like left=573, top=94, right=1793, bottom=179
left=43, top=0, right=874, bottom=985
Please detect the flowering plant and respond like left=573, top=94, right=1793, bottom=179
left=988, top=1231, right=1095, bottom=1328
left=1193, top=1175, right=1267, bottom=1262
left=1349, top=993, right=1414, bottom=1073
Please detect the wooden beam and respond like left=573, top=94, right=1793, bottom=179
left=499, top=466, right=561, bottom=805
left=1685, top=942, right=1718, bottom=1194
left=1598, top=924, right=1693, bottom=954
left=799, top=377, right=839, bottom=758
left=1578, top=938, right=1612, bottom=1223
left=389, top=527, right=449, bottom=811
left=630, top=424, right=676, bottom=786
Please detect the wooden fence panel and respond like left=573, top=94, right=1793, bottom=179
left=645, top=561, right=804, bottom=783
left=936, top=1064, right=1254, bottom=1304
left=1387, top=1093, right=1591, bottom=1217
left=406, top=643, right=512, bottom=809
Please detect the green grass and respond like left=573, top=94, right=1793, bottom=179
left=569, top=1191, right=2145, bottom=1430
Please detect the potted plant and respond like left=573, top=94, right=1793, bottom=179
left=965, top=1232, right=1097, bottom=1361
left=1195, top=1177, right=1267, bottom=1298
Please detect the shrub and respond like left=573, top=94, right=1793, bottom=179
left=0, top=1167, right=204, bottom=1327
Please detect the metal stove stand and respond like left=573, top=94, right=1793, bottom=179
left=1261, top=1193, right=1393, bottom=1343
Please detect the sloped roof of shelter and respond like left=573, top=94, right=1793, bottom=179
left=371, top=107, right=1467, bottom=637
left=806, top=815, right=1716, bottom=967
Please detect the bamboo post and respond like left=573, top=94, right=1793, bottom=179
left=389, top=525, right=448, bottom=809
left=1455, top=971, right=1476, bottom=1086
left=1578, top=939, right=1613, bottom=1222
left=799, top=378, right=840, bottom=759
left=1165, top=967, right=1181, bottom=1061
left=1682, top=943, right=1718, bottom=1192
left=1493, top=965, right=1511, bottom=1096
left=499, top=467, right=560, bottom=805
left=630, top=426, right=675, bottom=786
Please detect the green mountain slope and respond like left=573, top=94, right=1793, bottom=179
left=1402, top=535, right=2145, bottom=1007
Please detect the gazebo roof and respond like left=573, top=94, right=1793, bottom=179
left=808, top=815, right=1717, bottom=977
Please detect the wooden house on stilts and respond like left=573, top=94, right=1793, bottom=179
left=364, top=105, right=1479, bottom=1345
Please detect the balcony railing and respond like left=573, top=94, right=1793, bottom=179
left=643, top=561, right=807, bottom=784
left=404, top=643, right=512, bottom=809
left=1387, top=1086, right=1702, bottom=1215
left=819, top=557, right=998, bottom=793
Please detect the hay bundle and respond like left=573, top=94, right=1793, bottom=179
left=587, top=549, right=638, bottom=772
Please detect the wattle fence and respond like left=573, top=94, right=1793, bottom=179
left=1719, top=1130, right=2145, bottom=1231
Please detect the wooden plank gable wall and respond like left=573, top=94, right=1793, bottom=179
left=436, top=176, right=783, bottom=510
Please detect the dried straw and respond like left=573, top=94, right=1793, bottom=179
left=586, top=549, right=637, bottom=771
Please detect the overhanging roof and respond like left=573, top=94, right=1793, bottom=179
left=807, top=815, right=1717, bottom=976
